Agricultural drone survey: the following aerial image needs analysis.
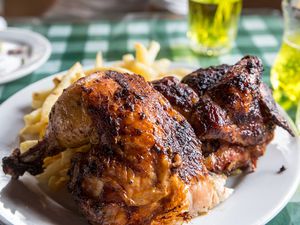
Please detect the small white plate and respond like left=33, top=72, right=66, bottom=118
left=0, top=28, right=51, bottom=84
left=0, top=64, right=299, bottom=225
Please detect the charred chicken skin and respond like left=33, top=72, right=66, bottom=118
left=152, top=56, right=293, bottom=174
left=3, top=71, right=231, bottom=225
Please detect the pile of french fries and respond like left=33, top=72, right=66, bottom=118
left=19, top=41, right=191, bottom=190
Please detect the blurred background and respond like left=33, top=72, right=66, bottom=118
left=1, top=0, right=282, bottom=19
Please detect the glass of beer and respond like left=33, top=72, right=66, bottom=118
left=187, top=0, right=242, bottom=56
left=271, top=0, right=300, bottom=119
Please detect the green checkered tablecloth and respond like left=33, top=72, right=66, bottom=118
left=0, top=14, right=284, bottom=103
left=0, top=14, right=298, bottom=225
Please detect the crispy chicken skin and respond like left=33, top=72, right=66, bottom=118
left=2, top=78, right=94, bottom=178
left=152, top=56, right=293, bottom=174
left=151, top=76, right=199, bottom=120
left=181, top=64, right=231, bottom=97
left=3, top=71, right=231, bottom=225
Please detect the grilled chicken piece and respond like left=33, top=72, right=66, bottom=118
left=152, top=56, right=293, bottom=174
left=3, top=71, right=231, bottom=225
left=151, top=75, right=200, bottom=120
left=180, top=64, right=231, bottom=96
left=2, top=78, right=94, bottom=178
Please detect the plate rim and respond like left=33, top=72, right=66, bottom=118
left=0, top=27, right=52, bottom=84
left=0, top=64, right=300, bottom=225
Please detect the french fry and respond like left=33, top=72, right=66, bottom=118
left=39, top=123, right=48, bottom=138
left=84, top=68, right=100, bottom=76
left=135, top=43, right=151, bottom=65
left=165, top=68, right=193, bottom=79
left=148, top=41, right=160, bottom=64
left=95, top=51, right=103, bottom=68
left=38, top=145, right=91, bottom=189
left=38, top=156, right=65, bottom=182
left=43, top=153, right=62, bottom=167
left=52, top=76, right=62, bottom=86
left=122, top=54, right=134, bottom=63
left=48, top=176, right=68, bottom=191
left=122, top=60, right=157, bottom=81
left=20, top=121, right=44, bottom=137
left=20, top=140, right=38, bottom=153
left=23, top=108, right=41, bottom=126
left=152, top=58, right=171, bottom=75
left=32, top=90, right=53, bottom=109
left=85, top=66, right=133, bottom=76
left=71, top=72, right=86, bottom=83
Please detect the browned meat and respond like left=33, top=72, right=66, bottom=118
left=181, top=64, right=230, bottom=96
left=2, top=77, right=94, bottom=178
left=151, top=76, right=199, bottom=119
left=204, top=143, right=266, bottom=173
left=3, top=71, right=231, bottom=225
left=152, top=56, right=293, bottom=174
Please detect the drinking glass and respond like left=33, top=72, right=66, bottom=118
left=187, top=0, right=242, bottom=56
left=271, top=0, right=300, bottom=118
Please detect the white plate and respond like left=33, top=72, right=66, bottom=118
left=0, top=28, right=51, bottom=84
left=0, top=65, right=300, bottom=225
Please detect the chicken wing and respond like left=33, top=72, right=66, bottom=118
left=152, top=56, right=293, bottom=174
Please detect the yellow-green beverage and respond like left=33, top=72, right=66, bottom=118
left=271, top=32, right=300, bottom=112
left=188, top=0, right=242, bottom=56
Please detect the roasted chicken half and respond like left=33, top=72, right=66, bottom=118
left=3, top=71, right=231, bottom=225
left=152, top=56, right=293, bottom=174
